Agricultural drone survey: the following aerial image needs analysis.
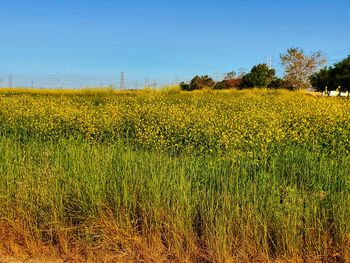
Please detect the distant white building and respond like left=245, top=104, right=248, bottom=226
left=323, top=91, right=349, bottom=97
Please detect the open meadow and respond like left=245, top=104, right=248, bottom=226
left=0, top=88, right=349, bottom=262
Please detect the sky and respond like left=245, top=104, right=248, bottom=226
left=0, top=0, right=349, bottom=87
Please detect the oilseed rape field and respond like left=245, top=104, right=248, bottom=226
left=0, top=88, right=349, bottom=262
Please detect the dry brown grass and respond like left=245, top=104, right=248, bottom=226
left=0, top=220, right=348, bottom=263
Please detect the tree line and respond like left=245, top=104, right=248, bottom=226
left=180, top=47, right=350, bottom=92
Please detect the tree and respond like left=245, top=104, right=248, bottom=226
left=331, top=56, right=350, bottom=91
left=240, top=63, right=277, bottom=88
left=310, top=67, right=330, bottom=91
left=180, top=75, right=215, bottom=91
left=280, top=47, right=326, bottom=90
left=310, top=56, right=350, bottom=91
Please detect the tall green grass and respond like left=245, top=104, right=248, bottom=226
left=0, top=136, right=349, bottom=262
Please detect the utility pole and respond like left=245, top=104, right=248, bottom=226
left=31, top=81, right=34, bottom=89
left=120, top=71, right=125, bottom=89
left=0, top=78, right=3, bottom=88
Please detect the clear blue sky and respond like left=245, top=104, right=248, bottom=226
left=1, top=0, right=350, bottom=85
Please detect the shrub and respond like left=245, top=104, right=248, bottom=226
left=180, top=75, right=215, bottom=91
left=214, top=79, right=242, bottom=90
left=190, top=75, right=215, bottom=90
left=270, top=78, right=289, bottom=89
left=180, top=82, right=191, bottom=91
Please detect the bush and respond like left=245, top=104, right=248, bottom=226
left=180, top=82, right=191, bottom=91
left=214, top=81, right=228, bottom=90
left=270, top=78, right=289, bottom=89
left=180, top=75, right=215, bottom=91
left=214, top=79, right=242, bottom=90
left=190, top=75, right=215, bottom=90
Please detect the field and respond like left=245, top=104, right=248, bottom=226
left=0, top=88, right=349, bottom=262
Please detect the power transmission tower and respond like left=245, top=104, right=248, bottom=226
left=120, top=71, right=125, bottom=89
left=153, top=82, right=157, bottom=90
left=56, top=72, right=62, bottom=89
left=265, top=55, right=273, bottom=68
left=0, top=78, right=3, bottom=88
left=9, top=75, right=12, bottom=88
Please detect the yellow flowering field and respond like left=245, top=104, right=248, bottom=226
left=0, top=88, right=349, bottom=154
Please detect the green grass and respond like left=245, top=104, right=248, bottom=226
left=0, top=136, right=349, bottom=262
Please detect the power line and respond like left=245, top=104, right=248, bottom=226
left=0, top=72, right=178, bottom=89
left=324, top=48, right=350, bottom=55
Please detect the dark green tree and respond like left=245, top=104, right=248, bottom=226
left=331, top=56, right=350, bottom=91
left=310, top=56, right=350, bottom=91
left=240, top=64, right=277, bottom=88
left=310, top=67, right=331, bottom=91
